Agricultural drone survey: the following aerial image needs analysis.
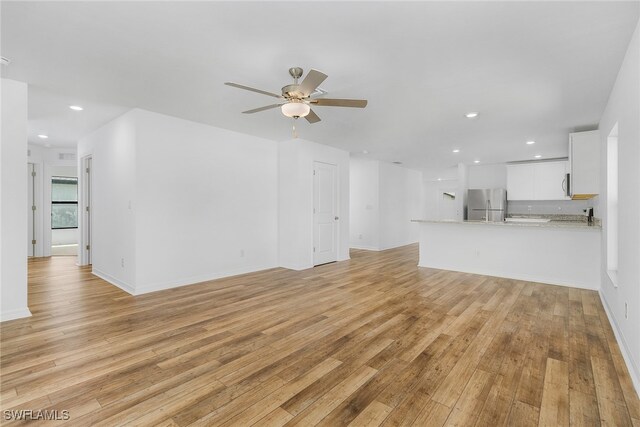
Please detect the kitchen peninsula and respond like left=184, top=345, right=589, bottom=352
left=413, top=218, right=601, bottom=290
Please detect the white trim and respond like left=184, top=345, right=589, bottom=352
left=350, top=244, right=381, bottom=251
left=78, top=155, right=92, bottom=266
left=0, top=307, right=32, bottom=322
left=92, top=268, right=135, bottom=295
left=280, top=263, right=313, bottom=271
left=379, top=241, right=419, bottom=251
left=350, top=242, right=419, bottom=252
left=417, top=263, right=599, bottom=290
left=134, top=263, right=279, bottom=295
left=598, top=290, right=640, bottom=397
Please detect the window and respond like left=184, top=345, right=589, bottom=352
left=607, top=123, right=618, bottom=287
left=52, top=176, right=78, bottom=229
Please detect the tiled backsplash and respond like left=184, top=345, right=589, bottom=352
left=507, top=199, right=597, bottom=216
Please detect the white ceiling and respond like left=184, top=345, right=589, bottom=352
left=2, top=1, right=638, bottom=171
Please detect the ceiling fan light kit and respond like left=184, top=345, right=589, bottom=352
left=281, top=100, right=310, bottom=118
left=225, top=66, right=367, bottom=126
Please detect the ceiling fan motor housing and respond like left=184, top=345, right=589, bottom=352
left=282, top=84, right=305, bottom=99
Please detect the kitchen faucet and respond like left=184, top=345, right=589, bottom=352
left=583, top=207, right=594, bottom=225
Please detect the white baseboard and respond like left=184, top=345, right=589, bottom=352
left=598, top=290, right=640, bottom=397
left=379, top=240, right=419, bottom=251
left=279, top=263, right=313, bottom=271
left=134, top=263, right=278, bottom=295
left=351, top=242, right=418, bottom=252
left=417, top=263, right=599, bottom=291
left=0, top=307, right=32, bottom=322
left=92, top=268, right=136, bottom=295
left=350, top=244, right=381, bottom=251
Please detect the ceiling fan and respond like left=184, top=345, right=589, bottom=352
left=224, top=67, right=367, bottom=124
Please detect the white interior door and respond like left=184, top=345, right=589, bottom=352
left=313, top=161, right=338, bottom=266
left=27, top=163, right=35, bottom=257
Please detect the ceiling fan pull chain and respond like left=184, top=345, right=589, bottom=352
left=292, top=119, right=298, bottom=139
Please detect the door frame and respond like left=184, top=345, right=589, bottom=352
left=312, top=161, right=339, bottom=266
left=27, top=162, right=44, bottom=257
left=79, top=155, right=92, bottom=265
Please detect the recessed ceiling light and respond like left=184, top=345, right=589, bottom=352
left=37, top=134, right=48, bottom=139
left=69, top=105, right=84, bottom=111
left=362, top=150, right=369, bottom=154
left=526, top=140, right=536, bottom=145
left=465, top=112, right=479, bottom=119
left=452, top=149, right=460, bottom=153
left=392, top=161, right=403, bottom=165
left=474, top=160, right=480, bottom=164
left=437, top=178, right=442, bottom=181
left=534, top=155, right=542, bottom=158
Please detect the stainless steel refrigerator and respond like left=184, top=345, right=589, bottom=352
left=467, top=189, right=507, bottom=222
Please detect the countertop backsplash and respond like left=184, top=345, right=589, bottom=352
left=507, top=199, right=597, bottom=216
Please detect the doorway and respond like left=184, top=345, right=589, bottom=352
left=313, top=161, right=338, bottom=266
left=50, top=175, right=79, bottom=256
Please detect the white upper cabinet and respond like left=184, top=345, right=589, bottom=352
left=534, top=161, right=569, bottom=200
left=507, top=164, right=535, bottom=200
left=507, top=161, right=570, bottom=201
left=569, top=130, right=600, bottom=199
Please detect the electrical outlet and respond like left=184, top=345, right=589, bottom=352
left=121, top=258, right=125, bottom=268
left=475, top=249, right=480, bottom=257
left=240, top=249, right=245, bottom=257
left=625, top=302, right=628, bottom=319
left=359, top=234, right=363, bottom=240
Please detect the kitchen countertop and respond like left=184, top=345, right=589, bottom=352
left=412, top=219, right=602, bottom=230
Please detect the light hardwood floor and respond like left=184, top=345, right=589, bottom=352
left=1, top=245, right=638, bottom=426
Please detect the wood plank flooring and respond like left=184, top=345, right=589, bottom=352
left=1, top=244, right=638, bottom=426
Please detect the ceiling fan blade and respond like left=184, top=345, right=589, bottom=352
left=298, top=69, right=328, bottom=97
left=242, top=104, right=283, bottom=114
left=311, top=98, right=368, bottom=108
left=305, top=109, right=321, bottom=124
left=225, top=82, right=282, bottom=99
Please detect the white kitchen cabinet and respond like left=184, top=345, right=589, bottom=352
left=507, top=164, right=535, bottom=200
left=534, top=161, right=569, bottom=200
left=507, top=161, right=570, bottom=201
left=569, top=130, right=600, bottom=199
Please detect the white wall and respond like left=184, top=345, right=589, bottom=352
left=422, top=166, right=459, bottom=221
left=78, top=109, right=281, bottom=294
left=1, top=79, right=31, bottom=321
left=350, top=158, right=422, bottom=251
left=598, top=20, right=640, bottom=392
left=349, top=158, right=380, bottom=250
left=133, top=109, right=279, bottom=293
left=467, top=163, right=506, bottom=189
left=52, top=229, right=77, bottom=246
left=77, top=111, right=137, bottom=292
left=378, top=162, right=422, bottom=250
left=279, top=138, right=350, bottom=270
